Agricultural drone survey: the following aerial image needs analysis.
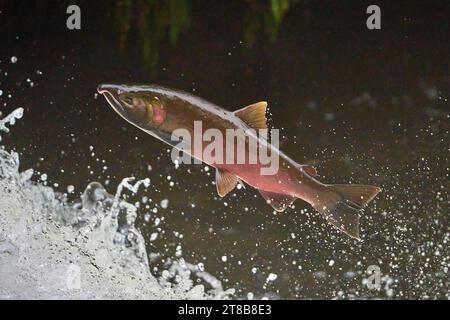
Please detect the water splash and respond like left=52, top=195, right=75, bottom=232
left=0, top=109, right=233, bottom=299
left=0, top=107, right=23, bottom=141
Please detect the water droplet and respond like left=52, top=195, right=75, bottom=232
left=160, top=199, right=169, bottom=209
left=150, top=233, right=158, bottom=241
left=267, top=273, right=277, bottom=282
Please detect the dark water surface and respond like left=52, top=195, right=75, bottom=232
left=0, top=1, right=448, bottom=298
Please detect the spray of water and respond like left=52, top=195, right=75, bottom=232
left=0, top=108, right=233, bottom=299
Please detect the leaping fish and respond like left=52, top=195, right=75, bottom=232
left=98, top=84, right=381, bottom=240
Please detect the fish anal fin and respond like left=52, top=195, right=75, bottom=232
left=259, top=190, right=296, bottom=212
left=234, top=101, right=268, bottom=130
left=216, top=169, right=238, bottom=197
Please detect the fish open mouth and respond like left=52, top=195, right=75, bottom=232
left=97, top=84, right=127, bottom=116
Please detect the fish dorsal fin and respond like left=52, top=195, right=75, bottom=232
left=216, top=169, right=238, bottom=197
left=301, top=165, right=318, bottom=177
left=259, top=190, right=296, bottom=212
left=234, top=101, right=268, bottom=130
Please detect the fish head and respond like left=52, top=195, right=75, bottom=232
left=97, top=83, right=167, bottom=129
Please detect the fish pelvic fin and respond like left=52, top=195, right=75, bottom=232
left=216, top=169, right=238, bottom=197
left=259, top=190, right=296, bottom=212
left=234, top=101, right=268, bottom=130
left=314, top=184, right=381, bottom=240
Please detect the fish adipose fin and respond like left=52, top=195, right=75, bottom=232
left=259, top=190, right=296, bottom=212
left=300, top=165, right=318, bottom=177
left=216, top=169, right=238, bottom=197
left=234, top=101, right=268, bottom=130
left=315, top=185, right=381, bottom=240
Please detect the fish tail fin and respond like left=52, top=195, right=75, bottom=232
left=313, top=184, right=381, bottom=240
left=329, top=184, right=382, bottom=208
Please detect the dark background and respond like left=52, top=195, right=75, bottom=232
left=0, top=0, right=448, bottom=299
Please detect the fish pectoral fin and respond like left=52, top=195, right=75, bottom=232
left=234, top=101, right=268, bottom=130
left=300, top=165, right=318, bottom=177
left=216, top=169, right=238, bottom=197
left=259, top=190, right=296, bottom=212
